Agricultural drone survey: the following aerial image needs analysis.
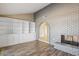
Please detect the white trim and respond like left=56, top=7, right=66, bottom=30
left=39, top=39, right=49, bottom=44
left=38, top=22, right=49, bottom=44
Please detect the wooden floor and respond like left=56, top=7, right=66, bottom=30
left=0, top=40, right=73, bottom=56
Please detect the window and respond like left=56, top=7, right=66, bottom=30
left=29, top=22, right=35, bottom=33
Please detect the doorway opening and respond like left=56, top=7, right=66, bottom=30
left=39, top=22, right=49, bottom=43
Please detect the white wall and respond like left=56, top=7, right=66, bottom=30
left=35, top=4, right=79, bottom=45
left=0, top=17, right=36, bottom=48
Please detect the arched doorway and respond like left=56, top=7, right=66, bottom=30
left=39, top=22, right=49, bottom=43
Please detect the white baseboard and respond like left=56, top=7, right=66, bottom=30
left=39, top=39, right=49, bottom=44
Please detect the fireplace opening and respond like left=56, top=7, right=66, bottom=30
left=61, top=35, right=79, bottom=46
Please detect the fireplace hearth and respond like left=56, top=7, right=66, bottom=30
left=61, top=35, right=79, bottom=46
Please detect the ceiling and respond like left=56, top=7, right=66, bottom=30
left=0, top=3, right=50, bottom=15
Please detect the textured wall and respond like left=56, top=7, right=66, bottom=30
left=35, top=4, right=79, bottom=45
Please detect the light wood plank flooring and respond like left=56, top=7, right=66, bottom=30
left=0, top=40, right=73, bottom=56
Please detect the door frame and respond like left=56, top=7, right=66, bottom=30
left=39, top=21, right=49, bottom=44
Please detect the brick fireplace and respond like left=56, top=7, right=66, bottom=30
left=61, top=35, right=79, bottom=46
